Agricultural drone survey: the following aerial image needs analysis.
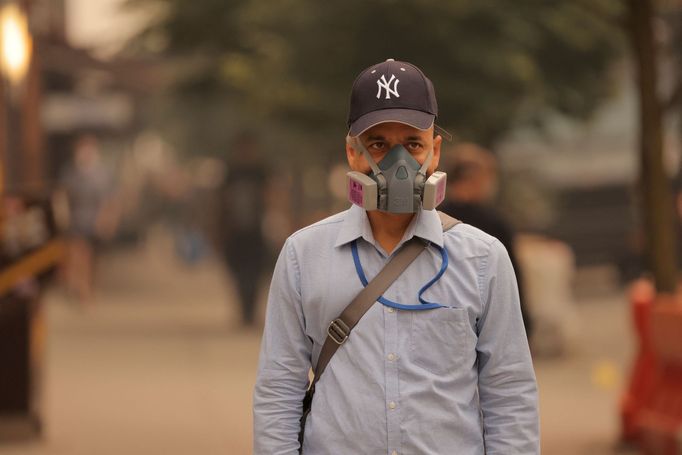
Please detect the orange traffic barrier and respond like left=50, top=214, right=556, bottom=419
left=621, top=280, right=682, bottom=454
left=621, top=278, right=658, bottom=443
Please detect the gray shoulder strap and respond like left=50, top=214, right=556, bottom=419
left=437, top=210, right=462, bottom=231
left=299, top=236, right=429, bottom=449
left=312, top=237, right=427, bottom=382
left=311, top=211, right=459, bottom=383
left=299, top=210, right=462, bottom=450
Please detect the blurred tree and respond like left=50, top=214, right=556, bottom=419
left=626, top=0, right=681, bottom=293
left=125, top=0, right=623, bottom=147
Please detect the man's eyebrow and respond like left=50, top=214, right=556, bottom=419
left=405, top=135, right=424, bottom=141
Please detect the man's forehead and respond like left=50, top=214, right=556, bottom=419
left=360, top=122, right=433, bottom=139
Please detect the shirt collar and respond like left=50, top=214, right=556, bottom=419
left=410, top=208, right=444, bottom=248
left=334, top=205, right=444, bottom=248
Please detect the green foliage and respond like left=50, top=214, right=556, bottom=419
left=127, top=0, right=624, bottom=146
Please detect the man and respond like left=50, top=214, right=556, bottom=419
left=440, top=143, right=533, bottom=338
left=254, top=59, right=539, bottom=454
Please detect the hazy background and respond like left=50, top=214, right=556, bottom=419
left=1, top=0, right=682, bottom=454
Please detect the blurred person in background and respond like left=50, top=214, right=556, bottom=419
left=254, top=59, right=538, bottom=454
left=220, top=131, right=269, bottom=327
left=58, top=134, right=118, bottom=305
left=440, top=143, right=533, bottom=339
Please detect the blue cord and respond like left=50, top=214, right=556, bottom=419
left=351, top=240, right=447, bottom=310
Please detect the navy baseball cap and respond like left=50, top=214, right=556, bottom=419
left=347, top=59, right=439, bottom=137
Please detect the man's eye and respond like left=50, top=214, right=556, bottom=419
left=369, top=142, right=385, bottom=151
left=406, top=142, right=422, bottom=151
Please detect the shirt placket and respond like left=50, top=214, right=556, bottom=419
left=384, top=303, right=402, bottom=455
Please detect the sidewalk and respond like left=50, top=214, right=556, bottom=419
left=534, top=288, right=637, bottom=455
left=0, top=228, right=638, bottom=454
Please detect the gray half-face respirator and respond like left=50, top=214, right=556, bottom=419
left=346, top=138, right=447, bottom=213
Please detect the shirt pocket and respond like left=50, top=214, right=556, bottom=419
left=409, top=307, right=469, bottom=376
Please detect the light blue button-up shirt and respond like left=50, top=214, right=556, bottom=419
left=253, top=205, right=539, bottom=454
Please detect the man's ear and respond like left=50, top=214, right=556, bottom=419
left=346, top=136, right=358, bottom=166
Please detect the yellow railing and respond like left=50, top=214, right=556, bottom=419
left=0, top=239, right=64, bottom=297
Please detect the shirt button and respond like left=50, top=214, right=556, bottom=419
left=388, top=401, right=396, bottom=410
left=387, top=307, right=395, bottom=313
left=387, top=353, right=396, bottom=361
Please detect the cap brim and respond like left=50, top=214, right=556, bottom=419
left=348, top=109, right=435, bottom=137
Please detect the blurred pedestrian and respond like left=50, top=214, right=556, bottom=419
left=58, top=135, right=117, bottom=305
left=254, top=59, right=538, bottom=454
left=220, top=132, right=269, bottom=326
left=439, top=143, right=533, bottom=338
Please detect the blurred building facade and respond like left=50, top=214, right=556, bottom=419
left=0, top=0, right=154, bottom=438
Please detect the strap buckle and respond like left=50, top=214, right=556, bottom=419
left=327, top=318, right=350, bottom=345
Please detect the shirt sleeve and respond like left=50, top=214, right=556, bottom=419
left=253, top=238, right=312, bottom=454
left=476, top=239, right=540, bottom=454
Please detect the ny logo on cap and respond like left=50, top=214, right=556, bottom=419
left=376, top=74, right=400, bottom=99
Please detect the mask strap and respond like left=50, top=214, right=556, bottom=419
left=418, top=148, right=433, bottom=176
left=435, top=124, right=453, bottom=142
left=352, top=137, right=383, bottom=177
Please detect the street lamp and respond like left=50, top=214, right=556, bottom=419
left=0, top=1, right=33, bottom=195
left=0, top=2, right=32, bottom=86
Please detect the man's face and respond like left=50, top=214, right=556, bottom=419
left=346, top=122, right=442, bottom=175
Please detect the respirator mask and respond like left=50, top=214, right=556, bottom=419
left=346, top=137, right=447, bottom=213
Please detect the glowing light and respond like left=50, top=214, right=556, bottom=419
left=0, top=4, right=32, bottom=85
